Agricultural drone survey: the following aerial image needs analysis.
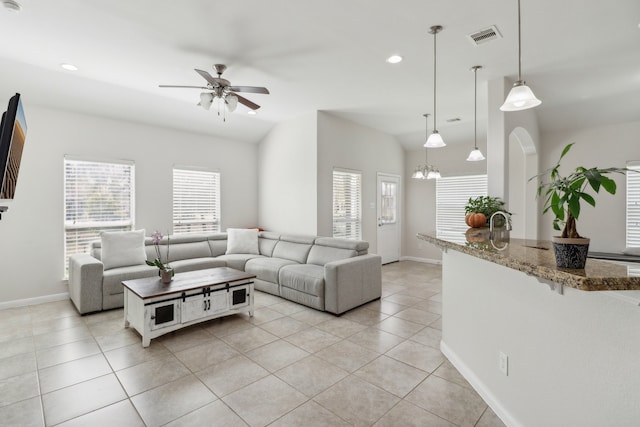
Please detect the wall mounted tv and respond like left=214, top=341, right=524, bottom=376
left=0, top=93, right=27, bottom=199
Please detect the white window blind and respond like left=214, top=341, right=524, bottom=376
left=626, top=162, right=640, bottom=247
left=436, top=174, right=487, bottom=241
left=64, top=158, right=134, bottom=274
left=333, top=169, right=362, bottom=240
left=173, top=167, right=220, bottom=234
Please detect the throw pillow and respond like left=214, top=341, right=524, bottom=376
left=226, top=228, right=259, bottom=255
left=101, top=229, right=147, bottom=270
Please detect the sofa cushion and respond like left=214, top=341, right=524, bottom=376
left=169, top=257, right=226, bottom=273
left=314, top=237, right=368, bottom=252
left=168, top=241, right=212, bottom=262
left=103, top=264, right=157, bottom=297
left=226, top=228, right=259, bottom=255
left=216, top=254, right=263, bottom=271
left=245, top=257, right=298, bottom=284
left=279, top=264, right=325, bottom=297
left=208, top=233, right=228, bottom=257
left=258, top=232, right=280, bottom=257
left=272, top=241, right=312, bottom=264
left=100, top=229, right=147, bottom=270
left=307, top=245, right=357, bottom=267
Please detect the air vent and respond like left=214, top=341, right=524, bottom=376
left=467, top=25, right=502, bottom=46
left=446, top=118, right=461, bottom=123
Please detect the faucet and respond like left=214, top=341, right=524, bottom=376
left=489, top=211, right=512, bottom=240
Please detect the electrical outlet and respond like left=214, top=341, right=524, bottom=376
left=499, top=352, right=509, bottom=376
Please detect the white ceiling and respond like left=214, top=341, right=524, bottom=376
left=0, top=0, right=639, bottom=149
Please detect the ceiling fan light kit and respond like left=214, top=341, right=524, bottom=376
left=500, top=0, right=541, bottom=112
left=160, top=64, right=269, bottom=120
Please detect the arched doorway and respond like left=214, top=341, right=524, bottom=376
left=508, top=127, right=538, bottom=239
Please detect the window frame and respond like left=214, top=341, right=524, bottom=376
left=63, top=156, right=135, bottom=275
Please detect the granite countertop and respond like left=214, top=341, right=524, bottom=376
left=417, top=230, right=640, bottom=291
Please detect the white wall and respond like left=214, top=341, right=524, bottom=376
left=403, top=142, right=487, bottom=261
left=443, top=249, right=640, bottom=427
left=317, top=112, right=404, bottom=255
left=540, top=120, right=640, bottom=252
left=0, top=106, right=258, bottom=305
left=258, top=112, right=317, bottom=235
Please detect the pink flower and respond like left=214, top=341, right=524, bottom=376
left=151, top=231, right=163, bottom=244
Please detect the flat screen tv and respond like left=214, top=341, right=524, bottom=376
left=0, top=93, right=27, bottom=199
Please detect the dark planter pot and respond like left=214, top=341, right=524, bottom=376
left=551, top=237, right=590, bottom=269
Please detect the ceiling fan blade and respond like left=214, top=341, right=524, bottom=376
left=229, top=86, right=270, bottom=95
left=194, top=69, right=219, bottom=87
left=159, top=85, right=209, bottom=89
left=235, top=93, right=261, bottom=110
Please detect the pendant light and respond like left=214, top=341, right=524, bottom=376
left=467, top=66, right=486, bottom=162
left=425, top=25, right=446, bottom=148
left=412, top=114, right=441, bottom=180
left=500, top=0, right=541, bottom=111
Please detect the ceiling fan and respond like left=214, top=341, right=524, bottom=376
left=159, top=64, right=270, bottom=114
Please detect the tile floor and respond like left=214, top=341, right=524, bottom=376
left=0, top=261, right=506, bottom=427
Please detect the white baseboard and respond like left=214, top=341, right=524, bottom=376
left=0, top=292, right=69, bottom=310
left=440, top=340, right=522, bottom=427
left=399, top=256, right=442, bottom=265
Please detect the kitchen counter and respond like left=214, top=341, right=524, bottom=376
left=417, top=230, right=640, bottom=291
left=418, top=229, right=640, bottom=426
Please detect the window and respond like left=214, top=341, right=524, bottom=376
left=173, top=167, right=220, bottom=234
left=64, top=158, right=134, bottom=274
left=333, top=169, right=362, bottom=240
left=436, top=174, right=487, bottom=241
left=380, top=181, right=397, bottom=225
left=626, top=162, right=640, bottom=248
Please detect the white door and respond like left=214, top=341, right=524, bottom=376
left=377, top=173, right=401, bottom=264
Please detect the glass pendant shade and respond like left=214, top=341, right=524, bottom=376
left=466, top=148, right=485, bottom=161
left=199, top=92, right=214, bottom=110
left=226, top=94, right=238, bottom=112
left=425, top=131, right=445, bottom=148
left=412, top=168, right=425, bottom=179
left=500, top=81, right=541, bottom=111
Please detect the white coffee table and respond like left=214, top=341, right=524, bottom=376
left=122, top=267, right=256, bottom=347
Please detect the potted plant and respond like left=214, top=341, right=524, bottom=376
left=532, top=143, right=627, bottom=269
left=146, top=231, right=174, bottom=283
left=465, top=196, right=511, bottom=228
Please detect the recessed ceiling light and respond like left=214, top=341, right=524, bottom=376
left=386, top=55, right=403, bottom=64
left=60, top=63, right=79, bottom=71
left=247, top=110, right=257, bottom=115
left=3, top=0, right=21, bottom=12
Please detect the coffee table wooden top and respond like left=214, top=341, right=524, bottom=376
left=122, top=267, right=256, bottom=300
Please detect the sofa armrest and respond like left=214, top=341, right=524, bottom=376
left=324, top=254, right=382, bottom=314
left=68, top=254, right=104, bottom=314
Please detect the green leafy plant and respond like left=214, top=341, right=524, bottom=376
left=465, top=196, right=511, bottom=227
left=531, top=143, right=627, bottom=239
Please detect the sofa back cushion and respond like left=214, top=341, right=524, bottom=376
left=259, top=232, right=281, bottom=257
left=272, top=234, right=315, bottom=264
left=314, top=237, right=369, bottom=256
left=168, top=241, right=212, bottom=262
left=208, top=233, right=228, bottom=257
left=307, top=245, right=357, bottom=266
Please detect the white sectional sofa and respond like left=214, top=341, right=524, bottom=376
left=68, top=231, right=382, bottom=315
